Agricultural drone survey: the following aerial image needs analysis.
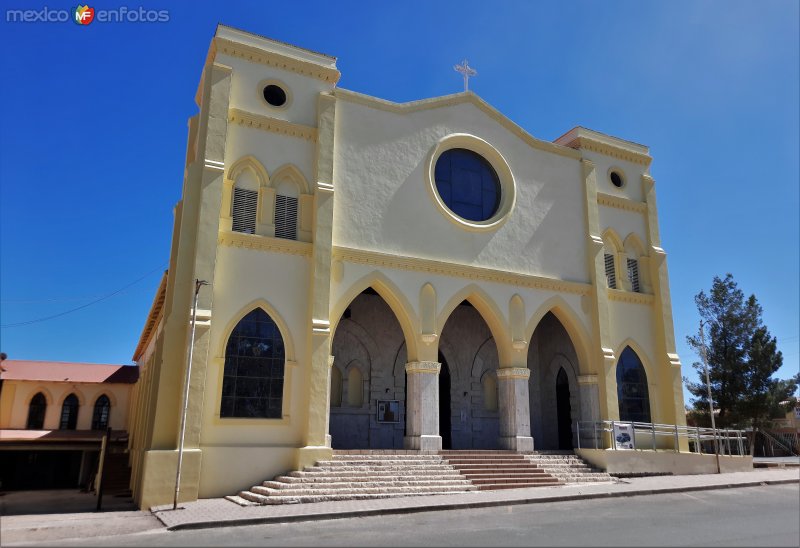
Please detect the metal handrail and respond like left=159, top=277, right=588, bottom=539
left=574, top=420, right=749, bottom=456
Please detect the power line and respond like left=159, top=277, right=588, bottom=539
left=1, top=265, right=166, bottom=329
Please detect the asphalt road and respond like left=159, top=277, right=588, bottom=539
left=14, top=484, right=800, bottom=547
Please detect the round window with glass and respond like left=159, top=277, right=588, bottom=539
left=433, top=148, right=501, bottom=223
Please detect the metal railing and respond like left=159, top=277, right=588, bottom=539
left=575, top=420, right=750, bottom=456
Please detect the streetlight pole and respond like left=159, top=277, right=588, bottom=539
left=699, top=320, right=721, bottom=474
left=173, top=278, right=209, bottom=510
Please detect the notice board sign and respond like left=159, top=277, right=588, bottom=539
left=613, top=422, right=635, bottom=450
left=377, top=400, right=400, bottom=423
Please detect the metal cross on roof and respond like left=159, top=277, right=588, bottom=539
left=454, top=59, right=477, bottom=92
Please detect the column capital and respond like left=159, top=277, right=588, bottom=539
left=496, top=367, right=530, bottom=380
left=328, top=355, right=335, bottom=368
left=405, top=361, right=441, bottom=375
left=577, top=374, right=599, bottom=385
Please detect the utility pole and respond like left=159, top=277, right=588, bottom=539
left=173, top=279, right=209, bottom=510
left=699, top=320, right=721, bottom=473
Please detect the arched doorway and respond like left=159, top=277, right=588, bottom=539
left=528, top=312, right=581, bottom=450
left=556, top=367, right=573, bottom=450
left=438, top=299, right=500, bottom=449
left=330, top=287, right=408, bottom=449
left=438, top=351, right=452, bottom=450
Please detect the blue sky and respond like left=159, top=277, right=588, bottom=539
left=1, top=1, right=797, bottom=406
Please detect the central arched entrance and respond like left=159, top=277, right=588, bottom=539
left=438, top=299, right=500, bottom=449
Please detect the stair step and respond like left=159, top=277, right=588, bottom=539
left=261, top=479, right=473, bottom=490
left=248, top=484, right=476, bottom=497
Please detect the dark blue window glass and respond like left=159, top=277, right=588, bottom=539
left=221, top=308, right=286, bottom=419
left=434, top=149, right=500, bottom=222
left=616, top=347, right=651, bottom=423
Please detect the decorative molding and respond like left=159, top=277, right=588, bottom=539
left=597, top=192, right=648, bottom=214
left=667, top=353, right=682, bottom=368
left=218, top=231, right=313, bottom=256
left=334, top=89, right=581, bottom=161
left=496, top=367, right=530, bottom=380
left=405, top=361, right=441, bottom=375
left=204, top=159, right=225, bottom=172
left=561, top=135, right=651, bottom=166
left=328, top=355, right=335, bottom=368
left=607, top=288, right=655, bottom=306
left=512, top=339, right=528, bottom=351
left=333, top=246, right=591, bottom=296
left=312, top=319, right=330, bottom=335
left=421, top=333, right=438, bottom=344
left=316, top=181, right=334, bottom=193
left=215, top=37, right=340, bottom=84
left=228, top=108, right=317, bottom=142
left=577, top=374, right=599, bottom=385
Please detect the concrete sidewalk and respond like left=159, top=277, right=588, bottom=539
left=151, top=468, right=799, bottom=531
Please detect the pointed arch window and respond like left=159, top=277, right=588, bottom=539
left=92, top=395, right=111, bottom=430
left=616, top=347, right=651, bottom=423
left=231, top=169, right=259, bottom=234
left=27, top=393, right=47, bottom=429
left=221, top=308, right=286, bottom=419
left=626, top=258, right=640, bottom=293
left=274, top=179, right=298, bottom=240
left=59, top=394, right=79, bottom=430
left=604, top=252, right=617, bottom=289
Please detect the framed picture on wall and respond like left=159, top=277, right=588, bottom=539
left=377, top=400, right=400, bottom=423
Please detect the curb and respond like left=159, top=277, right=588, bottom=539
left=162, top=478, right=799, bottom=531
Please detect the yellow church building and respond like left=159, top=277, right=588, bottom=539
left=128, top=24, right=714, bottom=510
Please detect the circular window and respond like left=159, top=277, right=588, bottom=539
left=610, top=170, right=624, bottom=188
left=434, top=148, right=501, bottom=222
left=262, top=84, right=287, bottom=107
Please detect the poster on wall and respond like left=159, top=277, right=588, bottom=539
left=377, top=400, right=400, bottom=423
left=613, top=422, right=636, bottom=450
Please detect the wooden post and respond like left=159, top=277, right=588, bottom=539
left=95, top=427, right=111, bottom=512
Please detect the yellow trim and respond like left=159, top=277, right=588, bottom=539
left=332, top=246, right=591, bottom=296
left=228, top=109, right=318, bottom=142
left=623, top=233, right=647, bottom=257
left=26, top=386, right=55, bottom=406
left=257, top=78, right=292, bottom=111
left=133, top=271, right=168, bottom=361
left=607, top=166, right=627, bottom=189
left=425, top=133, right=516, bottom=231
left=214, top=37, right=340, bottom=84
left=226, top=155, right=270, bottom=186
left=330, top=270, right=421, bottom=363
left=270, top=163, right=312, bottom=195
left=58, top=388, right=86, bottom=407
left=334, top=89, right=581, bottom=161
left=555, top=127, right=652, bottom=166
left=607, top=288, right=654, bottom=305
left=436, top=283, right=512, bottom=366
left=525, top=294, right=594, bottom=377
left=218, top=231, right=313, bottom=256
left=597, top=192, right=648, bottom=214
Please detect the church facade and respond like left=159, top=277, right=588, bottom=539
left=128, top=24, right=687, bottom=509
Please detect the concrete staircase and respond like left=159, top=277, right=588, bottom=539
left=524, top=451, right=614, bottom=484
left=227, top=449, right=610, bottom=506
left=440, top=450, right=562, bottom=490
left=228, top=451, right=477, bottom=506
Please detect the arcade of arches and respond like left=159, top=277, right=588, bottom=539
left=328, top=288, right=650, bottom=451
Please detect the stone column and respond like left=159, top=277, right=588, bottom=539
left=497, top=367, right=534, bottom=452
left=404, top=361, right=441, bottom=451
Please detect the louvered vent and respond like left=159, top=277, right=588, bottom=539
left=232, top=188, right=258, bottom=234
left=604, top=253, right=617, bottom=289
left=275, top=195, right=298, bottom=240
left=627, top=258, right=640, bottom=293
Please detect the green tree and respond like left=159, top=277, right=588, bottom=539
left=684, top=274, right=796, bottom=428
